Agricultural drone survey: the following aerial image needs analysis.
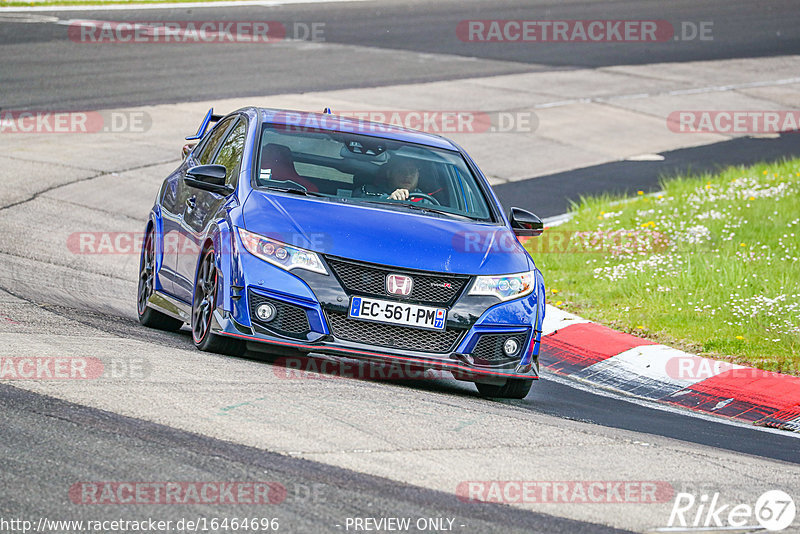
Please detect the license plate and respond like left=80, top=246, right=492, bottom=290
left=348, top=296, right=446, bottom=331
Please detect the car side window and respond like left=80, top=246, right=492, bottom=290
left=196, top=117, right=235, bottom=165
left=212, top=119, right=247, bottom=186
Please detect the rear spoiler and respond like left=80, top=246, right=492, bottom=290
left=185, top=108, right=224, bottom=141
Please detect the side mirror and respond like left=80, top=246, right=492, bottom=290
left=509, top=207, right=543, bottom=237
left=185, top=164, right=234, bottom=196
left=182, top=143, right=196, bottom=159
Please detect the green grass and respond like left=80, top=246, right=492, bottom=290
left=528, top=159, right=800, bottom=375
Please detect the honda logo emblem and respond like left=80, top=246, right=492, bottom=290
left=386, top=274, right=413, bottom=296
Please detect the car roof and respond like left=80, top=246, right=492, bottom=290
left=255, top=107, right=460, bottom=151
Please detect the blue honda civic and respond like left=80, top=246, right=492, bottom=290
left=137, top=107, right=546, bottom=398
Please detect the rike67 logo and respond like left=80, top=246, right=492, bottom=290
left=665, top=490, right=796, bottom=532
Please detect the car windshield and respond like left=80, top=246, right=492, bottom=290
left=256, top=123, right=494, bottom=221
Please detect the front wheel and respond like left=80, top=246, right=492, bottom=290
left=191, top=246, right=245, bottom=357
left=475, top=378, right=533, bottom=399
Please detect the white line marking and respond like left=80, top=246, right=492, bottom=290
left=542, top=213, right=572, bottom=227
left=532, top=77, right=800, bottom=110
left=541, top=305, right=590, bottom=336
left=0, top=13, right=58, bottom=21
left=575, top=345, right=744, bottom=396
left=0, top=0, right=372, bottom=13
left=626, top=153, right=665, bottom=161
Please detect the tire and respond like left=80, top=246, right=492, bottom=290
left=475, top=378, right=533, bottom=399
left=137, top=228, right=184, bottom=332
left=191, top=245, right=245, bottom=357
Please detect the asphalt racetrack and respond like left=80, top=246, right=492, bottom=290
left=1, top=1, right=800, bottom=532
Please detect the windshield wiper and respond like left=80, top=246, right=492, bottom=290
left=263, top=186, right=327, bottom=197
left=352, top=198, right=473, bottom=220
left=387, top=202, right=474, bottom=220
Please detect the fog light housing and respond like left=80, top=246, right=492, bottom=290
left=256, top=303, right=276, bottom=322
left=503, top=338, right=520, bottom=357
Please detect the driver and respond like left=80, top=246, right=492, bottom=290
left=383, top=158, right=420, bottom=201
left=356, top=157, right=422, bottom=200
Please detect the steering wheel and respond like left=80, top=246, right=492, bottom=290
left=408, top=192, right=440, bottom=205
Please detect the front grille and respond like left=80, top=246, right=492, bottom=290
left=325, top=256, right=469, bottom=306
left=249, top=290, right=310, bottom=339
left=471, top=333, right=528, bottom=366
left=326, top=311, right=463, bottom=354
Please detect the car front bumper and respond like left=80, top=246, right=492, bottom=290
left=216, top=248, right=544, bottom=383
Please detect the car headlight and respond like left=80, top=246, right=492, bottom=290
left=468, top=271, right=534, bottom=301
left=237, top=228, right=328, bottom=275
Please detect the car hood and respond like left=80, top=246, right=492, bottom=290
left=241, top=192, right=532, bottom=275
